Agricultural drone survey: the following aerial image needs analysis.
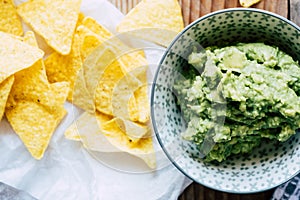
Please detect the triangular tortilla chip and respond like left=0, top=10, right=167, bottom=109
left=100, top=114, right=156, bottom=169
left=0, top=76, right=14, bottom=121
left=5, top=31, right=69, bottom=159
left=64, top=111, right=121, bottom=152
left=0, top=31, right=44, bottom=83
left=17, top=0, right=82, bottom=55
left=239, top=0, right=261, bottom=7
left=6, top=101, right=67, bottom=159
left=116, top=0, right=184, bottom=47
left=0, top=0, right=23, bottom=36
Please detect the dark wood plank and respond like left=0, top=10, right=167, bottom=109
left=225, top=0, right=239, bottom=8
left=190, top=0, right=201, bottom=23
left=212, top=0, right=226, bottom=12
left=200, top=0, right=212, bottom=17
left=179, top=0, right=192, bottom=26
left=291, top=0, right=300, bottom=26
left=275, top=0, right=288, bottom=18
left=251, top=0, right=265, bottom=9
left=178, top=183, right=275, bottom=200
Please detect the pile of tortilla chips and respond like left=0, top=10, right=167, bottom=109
left=0, top=0, right=184, bottom=168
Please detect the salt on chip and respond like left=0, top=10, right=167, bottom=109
left=0, top=0, right=23, bottom=36
left=0, top=76, right=14, bottom=121
left=17, top=0, right=82, bottom=55
left=5, top=31, right=69, bottom=159
left=0, top=31, right=44, bottom=83
left=116, top=0, right=184, bottom=47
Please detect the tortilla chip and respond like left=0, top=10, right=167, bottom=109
left=0, top=0, right=23, bottom=36
left=81, top=17, right=112, bottom=39
left=77, top=12, right=85, bottom=26
left=17, top=0, right=82, bottom=55
left=94, top=59, right=125, bottom=115
left=80, top=17, right=145, bottom=60
left=72, top=24, right=116, bottom=112
left=72, top=67, right=96, bottom=112
left=6, top=101, right=66, bottom=159
left=72, top=18, right=149, bottom=122
left=64, top=111, right=121, bottom=152
left=6, top=72, right=69, bottom=159
left=0, top=76, right=14, bottom=121
left=76, top=25, right=104, bottom=60
left=21, top=31, right=38, bottom=46
left=111, top=70, right=142, bottom=121
left=5, top=31, right=69, bottom=159
left=239, top=0, right=261, bottom=7
left=0, top=31, right=44, bottom=83
left=134, top=85, right=150, bottom=123
left=113, top=117, right=150, bottom=142
left=75, top=28, right=149, bottom=122
left=116, top=0, right=184, bottom=47
left=44, top=33, right=82, bottom=101
left=69, top=17, right=115, bottom=109
left=100, top=115, right=156, bottom=168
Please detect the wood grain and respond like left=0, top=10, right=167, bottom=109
left=291, top=0, right=300, bottom=26
left=108, top=0, right=288, bottom=26
left=178, top=184, right=275, bottom=200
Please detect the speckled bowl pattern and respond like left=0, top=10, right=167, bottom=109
left=151, top=8, right=300, bottom=193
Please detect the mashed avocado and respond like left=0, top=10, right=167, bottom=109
left=174, top=43, right=300, bottom=162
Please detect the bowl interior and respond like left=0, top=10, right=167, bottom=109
left=151, top=8, right=300, bottom=193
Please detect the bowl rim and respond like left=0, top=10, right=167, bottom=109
left=150, top=7, right=300, bottom=194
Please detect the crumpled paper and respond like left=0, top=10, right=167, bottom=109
left=0, top=182, right=37, bottom=200
left=0, top=0, right=192, bottom=199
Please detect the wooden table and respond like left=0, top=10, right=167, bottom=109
left=109, top=0, right=300, bottom=199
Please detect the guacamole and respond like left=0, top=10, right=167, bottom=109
left=174, top=43, right=300, bottom=162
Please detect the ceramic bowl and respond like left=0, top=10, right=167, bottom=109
left=151, top=8, right=300, bottom=193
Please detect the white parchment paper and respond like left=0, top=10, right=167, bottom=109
left=0, top=0, right=192, bottom=199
